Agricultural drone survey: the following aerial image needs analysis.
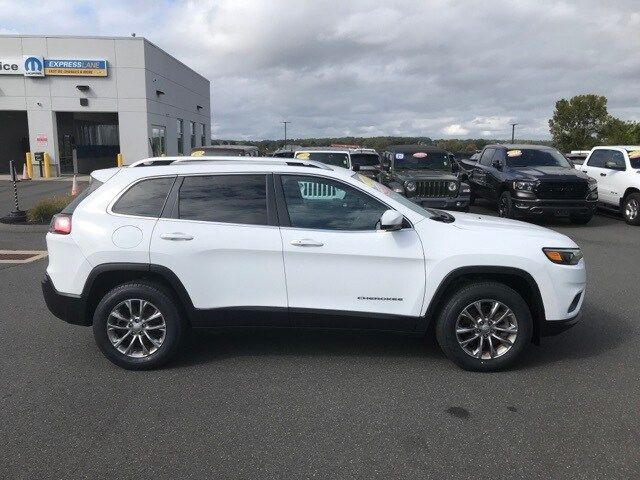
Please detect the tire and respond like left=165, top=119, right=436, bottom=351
left=498, top=191, right=515, bottom=219
left=622, top=193, right=640, bottom=225
left=92, top=281, right=185, bottom=370
left=435, top=282, right=533, bottom=372
left=569, top=213, right=593, bottom=225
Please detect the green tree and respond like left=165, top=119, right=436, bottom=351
left=600, top=117, right=640, bottom=145
left=548, top=94, right=609, bottom=152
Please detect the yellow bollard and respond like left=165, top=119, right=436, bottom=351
left=43, top=152, right=51, bottom=178
left=116, top=153, right=124, bottom=167
left=25, top=152, right=33, bottom=179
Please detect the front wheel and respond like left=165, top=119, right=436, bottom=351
left=92, top=281, right=185, bottom=370
left=498, top=191, right=515, bottom=218
left=622, top=193, right=640, bottom=225
left=435, top=282, right=533, bottom=371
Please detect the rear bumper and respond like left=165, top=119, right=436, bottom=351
left=42, top=274, right=89, bottom=326
left=513, top=197, right=597, bottom=216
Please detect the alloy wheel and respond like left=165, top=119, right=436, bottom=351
left=106, top=299, right=166, bottom=358
left=455, top=299, right=518, bottom=360
left=625, top=198, right=639, bottom=221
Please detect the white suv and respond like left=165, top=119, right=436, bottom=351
left=43, top=157, right=586, bottom=371
left=580, top=146, right=640, bottom=225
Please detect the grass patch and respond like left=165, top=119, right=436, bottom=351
left=27, top=195, right=73, bottom=223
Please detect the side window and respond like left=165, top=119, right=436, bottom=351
left=112, top=177, right=175, bottom=217
left=281, top=175, right=388, bottom=230
left=586, top=150, right=607, bottom=168
left=178, top=175, right=268, bottom=225
left=479, top=148, right=496, bottom=166
left=492, top=148, right=506, bottom=165
left=607, top=150, right=626, bottom=170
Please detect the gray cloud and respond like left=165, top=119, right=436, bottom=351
left=1, top=0, right=639, bottom=140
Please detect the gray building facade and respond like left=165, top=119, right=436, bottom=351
left=0, top=35, right=210, bottom=176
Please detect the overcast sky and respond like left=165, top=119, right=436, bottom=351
left=1, top=0, right=639, bottom=140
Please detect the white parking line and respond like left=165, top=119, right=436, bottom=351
left=0, top=250, right=48, bottom=264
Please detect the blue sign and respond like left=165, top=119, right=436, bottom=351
left=23, top=56, right=44, bottom=76
left=43, top=59, right=108, bottom=77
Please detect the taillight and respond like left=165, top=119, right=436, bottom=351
left=49, top=214, right=72, bottom=235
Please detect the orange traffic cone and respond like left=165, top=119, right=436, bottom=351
left=21, top=163, right=31, bottom=181
left=71, top=174, right=79, bottom=197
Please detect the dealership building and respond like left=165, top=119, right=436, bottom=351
left=0, top=35, right=211, bottom=176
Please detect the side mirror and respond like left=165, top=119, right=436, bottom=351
left=604, top=161, right=624, bottom=171
left=492, top=159, right=503, bottom=170
left=352, top=164, right=360, bottom=172
left=379, top=209, right=403, bottom=231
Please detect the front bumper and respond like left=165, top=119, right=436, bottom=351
left=408, top=194, right=470, bottom=211
left=542, top=310, right=582, bottom=337
left=512, top=195, right=597, bottom=217
left=42, top=274, right=89, bottom=326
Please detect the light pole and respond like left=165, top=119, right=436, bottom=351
left=282, top=121, right=290, bottom=146
left=510, top=123, right=518, bottom=143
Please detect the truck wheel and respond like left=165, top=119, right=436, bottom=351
left=92, top=281, right=185, bottom=370
left=570, top=213, right=593, bottom=225
left=622, top=193, right=640, bottom=225
left=435, top=282, right=533, bottom=372
left=498, top=191, right=515, bottom=218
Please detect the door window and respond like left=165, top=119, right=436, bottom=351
left=281, top=175, right=387, bottom=230
left=479, top=148, right=496, bottom=166
left=586, top=150, right=607, bottom=167
left=178, top=175, right=268, bottom=225
left=605, top=150, right=626, bottom=170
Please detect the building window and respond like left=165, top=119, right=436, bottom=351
left=177, top=119, right=184, bottom=155
left=200, top=123, right=206, bottom=146
left=151, top=125, right=166, bottom=157
left=190, top=121, right=196, bottom=148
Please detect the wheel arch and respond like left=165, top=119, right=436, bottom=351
left=419, top=266, right=545, bottom=344
left=621, top=187, right=640, bottom=206
left=82, top=263, right=196, bottom=327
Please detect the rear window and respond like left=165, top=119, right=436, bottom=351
left=627, top=150, right=640, bottom=169
left=62, top=179, right=103, bottom=214
left=178, top=175, right=268, bottom=225
left=351, top=153, right=380, bottom=168
left=112, top=177, right=175, bottom=217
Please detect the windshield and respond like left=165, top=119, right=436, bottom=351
left=351, top=173, right=444, bottom=219
left=627, top=150, right=640, bottom=169
left=505, top=148, right=572, bottom=168
left=295, top=151, right=350, bottom=168
left=350, top=153, right=380, bottom=168
left=193, top=148, right=247, bottom=157
left=392, top=151, right=451, bottom=170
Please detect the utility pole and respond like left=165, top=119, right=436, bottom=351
left=510, top=123, right=518, bottom=143
left=282, top=121, right=290, bottom=146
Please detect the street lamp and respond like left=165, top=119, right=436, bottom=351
left=282, top=121, right=290, bottom=145
left=510, top=123, right=518, bottom=143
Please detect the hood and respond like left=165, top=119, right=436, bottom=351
left=508, top=166, right=590, bottom=181
left=392, top=170, right=457, bottom=182
left=448, top=211, right=576, bottom=245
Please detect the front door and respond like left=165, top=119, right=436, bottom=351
left=582, top=149, right=625, bottom=205
left=276, top=174, right=425, bottom=331
left=150, top=173, right=288, bottom=326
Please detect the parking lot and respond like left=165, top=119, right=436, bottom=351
left=1, top=185, right=639, bottom=479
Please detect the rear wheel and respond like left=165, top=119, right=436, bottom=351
left=92, top=281, right=185, bottom=370
left=498, top=191, right=515, bottom=219
left=622, top=193, right=640, bottom=225
left=435, top=282, right=533, bottom=371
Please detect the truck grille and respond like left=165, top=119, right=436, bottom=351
left=536, top=182, right=588, bottom=199
left=415, top=180, right=457, bottom=198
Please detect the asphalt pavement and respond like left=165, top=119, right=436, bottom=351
left=0, top=201, right=638, bottom=479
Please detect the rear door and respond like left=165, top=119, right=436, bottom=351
left=276, top=173, right=425, bottom=330
left=149, top=173, right=288, bottom=326
left=471, top=148, right=495, bottom=199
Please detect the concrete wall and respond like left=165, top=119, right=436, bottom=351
left=0, top=35, right=211, bottom=174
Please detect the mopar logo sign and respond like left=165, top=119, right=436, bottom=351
left=23, top=56, right=44, bottom=76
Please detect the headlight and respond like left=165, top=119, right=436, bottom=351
left=513, top=180, right=537, bottom=191
left=448, top=181, right=458, bottom=192
left=543, top=248, right=583, bottom=265
left=405, top=181, right=417, bottom=193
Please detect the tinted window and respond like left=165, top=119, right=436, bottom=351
left=350, top=153, right=380, bottom=168
left=492, top=149, right=506, bottom=165
left=506, top=148, right=572, bottom=168
left=295, top=152, right=350, bottom=168
left=178, top=175, right=267, bottom=225
left=603, top=150, right=626, bottom=170
left=587, top=150, right=606, bottom=168
left=281, top=175, right=387, bottom=230
left=393, top=151, right=451, bottom=170
left=112, top=177, right=174, bottom=217
left=627, top=150, right=640, bottom=169
left=62, top=179, right=102, bottom=214
left=479, top=148, right=495, bottom=166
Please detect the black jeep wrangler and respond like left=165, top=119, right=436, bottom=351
left=467, top=144, right=598, bottom=224
left=379, top=145, right=470, bottom=211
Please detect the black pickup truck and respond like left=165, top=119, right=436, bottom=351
left=465, top=144, right=598, bottom=224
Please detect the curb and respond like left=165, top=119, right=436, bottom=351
left=0, top=222, right=49, bottom=233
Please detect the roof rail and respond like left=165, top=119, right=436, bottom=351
left=128, top=156, right=332, bottom=170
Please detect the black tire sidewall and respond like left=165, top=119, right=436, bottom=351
left=436, top=282, right=533, bottom=371
left=92, top=282, right=183, bottom=370
left=499, top=191, right=514, bottom=218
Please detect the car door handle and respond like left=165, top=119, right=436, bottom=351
left=290, top=239, right=324, bottom=247
left=582, top=170, right=588, bottom=173
left=600, top=173, right=607, bottom=177
left=160, top=232, right=194, bottom=241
